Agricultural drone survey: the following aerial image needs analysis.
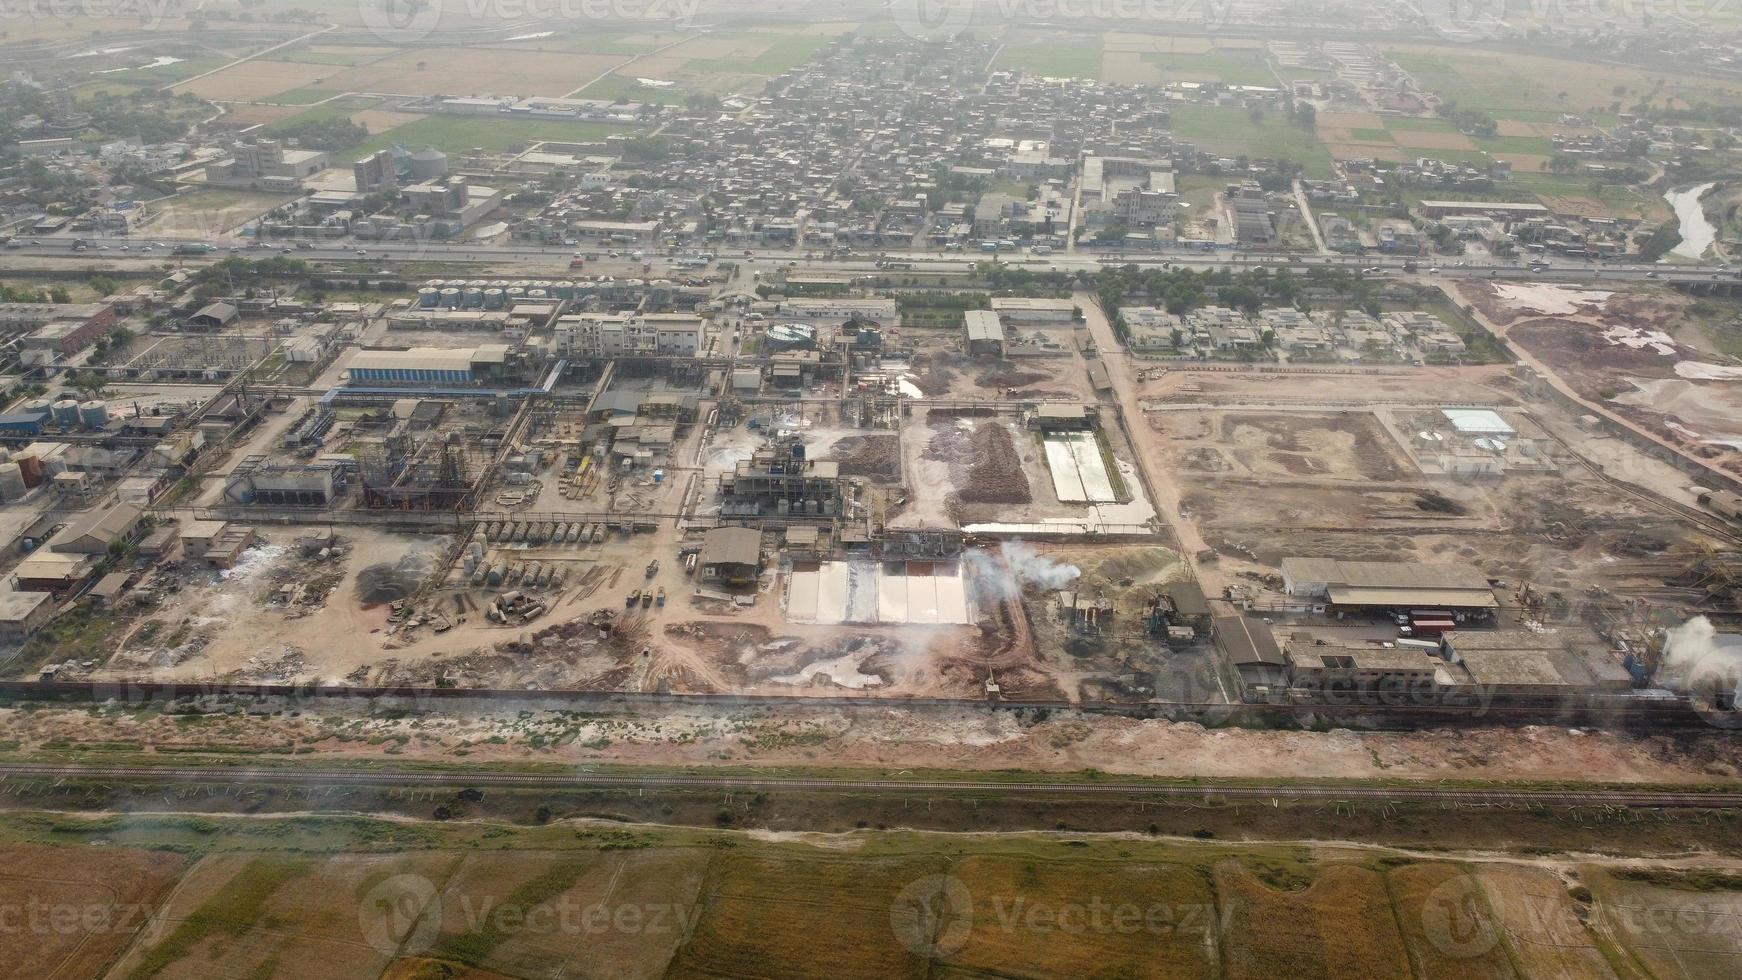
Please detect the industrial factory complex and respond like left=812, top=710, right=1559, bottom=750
left=0, top=236, right=1730, bottom=733
left=0, top=27, right=1733, bottom=738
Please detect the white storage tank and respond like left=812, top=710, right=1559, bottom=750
left=79, top=400, right=108, bottom=429
left=483, top=288, right=505, bottom=309
left=51, top=399, right=80, bottom=429
left=0, top=463, right=24, bottom=502
left=439, top=287, right=461, bottom=308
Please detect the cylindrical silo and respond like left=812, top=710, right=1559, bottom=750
left=0, top=464, right=25, bottom=502
left=79, top=400, right=107, bottom=429
left=51, top=399, right=79, bottom=429
left=418, top=287, right=439, bottom=308
left=439, top=287, right=461, bottom=308
left=483, top=288, right=505, bottom=309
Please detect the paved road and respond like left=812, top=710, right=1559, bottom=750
left=0, top=761, right=1735, bottom=809
left=9, top=236, right=1737, bottom=288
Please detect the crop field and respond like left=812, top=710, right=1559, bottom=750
left=1385, top=44, right=1742, bottom=118
left=190, top=48, right=635, bottom=101
left=0, top=822, right=1732, bottom=979
left=1168, top=105, right=1334, bottom=177
left=174, top=60, right=337, bottom=101
left=0, top=844, right=187, bottom=978
left=579, top=75, right=691, bottom=105
left=150, top=189, right=301, bottom=237
left=994, top=37, right=1106, bottom=80
left=339, top=117, right=631, bottom=162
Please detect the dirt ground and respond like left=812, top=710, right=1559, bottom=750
left=7, top=694, right=1741, bottom=785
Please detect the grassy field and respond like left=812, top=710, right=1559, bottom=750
left=683, top=33, right=834, bottom=76
left=5, top=810, right=1722, bottom=980
left=579, top=74, right=691, bottom=105
left=994, top=39, right=1105, bottom=80
left=1169, top=105, right=1334, bottom=177
left=1141, top=49, right=1277, bottom=86
left=338, top=117, right=631, bottom=162
left=1385, top=43, right=1742, bottom=117
left=93, top=57, right=227, bottom=87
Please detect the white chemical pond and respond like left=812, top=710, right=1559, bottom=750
left=1663, top=182, right=1717, bottom=261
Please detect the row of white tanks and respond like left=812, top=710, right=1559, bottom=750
left=20, top=397, right=108, bottom=430
left=461, top=524, right=601, bottom=589
left=415, top=278, right=673, bottom=309
left=479, top=519, right=606, bottom=546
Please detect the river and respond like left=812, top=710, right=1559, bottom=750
left=1664, top=181, right=1718, bottom=261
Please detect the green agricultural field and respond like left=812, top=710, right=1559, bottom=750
left=1170, top=105, right=1334, bottom=177
left=579, top=74, right=690, bottom=105
left=995, top=40, right=1105, bottom=80
left=270, top=86, right=346, bottom=105
left=19, top=812, right=1720, bottom=980
left=337, top=117, right=631, bottom=162
left=95, top=56, right=225, bottom=87
left=685, top=34, right=835, bottom=76
left=1386, top=43, right=1742, bottom=116
left=1141, top=49, right=1276, bottom=86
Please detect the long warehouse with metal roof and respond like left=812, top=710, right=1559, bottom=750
left=1279, top=558, right=1498, bottom=612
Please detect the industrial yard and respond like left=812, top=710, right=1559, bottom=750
left=6, top=6, right=1742, bottom=974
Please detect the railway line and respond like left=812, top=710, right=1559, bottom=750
left=1, top=762, right=1737, bottom=810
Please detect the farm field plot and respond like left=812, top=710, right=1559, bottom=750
left=1215, top=862, right=1413, bottom=980
left=1384, top=44, right=1742, bottom=116
left=174, top=60, right=337, bottom=101
left=0, top=844, right=187, bottom=979
left=1585, top=868, right=1742, bottom=980
left=668, top=852, right=949, bottom=979
left=430, top=849, right=708, bottom=979
left=339, top=117, right=631, bottom=163
left=307, top=49, right=632, bottom=98
left=96, top=57, right=228, bottom=87
left=1473, top=866, right=1621, bottom=978
left=112, top=851, right=464, bottom=979
left=150, top=189, right=301, bottom=237
left=1169, top=105, right=1334, bottom=177
left=1385, top=863, right=1521, bottom=979
left=940, top=855, right=1217, bottom=978
left=994, top=38, right=1105, bottom=80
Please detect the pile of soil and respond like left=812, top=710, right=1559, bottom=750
left=910, top=353, right=959, bottom=396
left=978, top=362, right=1050, bottom=389
left=958, top=422, right=1031, bottom=504
left=832, top=434, right=901, bottom=481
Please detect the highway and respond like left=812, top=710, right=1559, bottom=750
left=7, top=234, right=1739, bottom=288
left=1, top=761, right=1738, bottom=809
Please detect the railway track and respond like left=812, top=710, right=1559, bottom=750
left=2, top=762, right=1738, bottom=810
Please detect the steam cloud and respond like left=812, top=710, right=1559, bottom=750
left=967, top=541, right=1081, bottom=599
left=1664, top=616, right=1742, bottom=702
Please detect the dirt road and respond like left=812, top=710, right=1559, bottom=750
left=1076, top=290, right=1222, bottom=594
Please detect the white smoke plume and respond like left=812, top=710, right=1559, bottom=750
left=1663, top=616, right=1742, bottom=702
left=967, top=541, right=1081, bottom=600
